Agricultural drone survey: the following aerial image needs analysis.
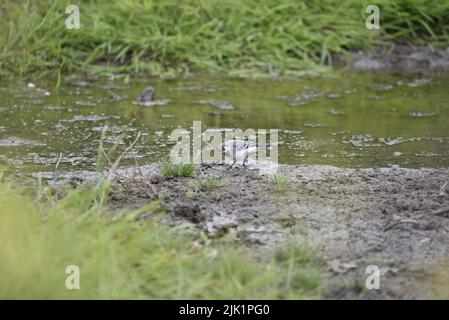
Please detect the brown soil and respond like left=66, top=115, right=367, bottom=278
left=43, top=163, right=449, bottom=299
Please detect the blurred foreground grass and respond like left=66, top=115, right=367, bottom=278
left=0, top=174, right=322, bottom=299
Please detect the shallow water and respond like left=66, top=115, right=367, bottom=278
left=1, top=71, right=448, bottom=172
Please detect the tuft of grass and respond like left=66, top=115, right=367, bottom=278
left=272, top=175, right=289, bottom=193
left=163, top=162, right=197, bottom=177
left=0, top=175, right=322, bottom=299
left=185, top=190, right=201, bottom=199
left=185, top=177, right=223, bottom=198
left=195, top=177, right=224, bottom=191
left=376, top=0, right=449, bottom=45
left=1, top=0, right=448, bottom=79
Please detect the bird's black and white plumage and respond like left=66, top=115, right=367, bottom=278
left=220, top=138, right=273, bottom=169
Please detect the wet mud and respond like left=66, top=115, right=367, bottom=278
left=345, top=44, right=449, bottom=72
left=41, top=163, right=449, bottom=299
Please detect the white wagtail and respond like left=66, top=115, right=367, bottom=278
left=220, top=138, right=272, bottom=169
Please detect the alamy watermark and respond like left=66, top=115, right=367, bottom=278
left=365, top=265, right=380, bottom=290
left=365, top=5, right=380, bottom=30
left=65, top=5, right=80, bottom=30
left=65, top=265, right=80, bottom=290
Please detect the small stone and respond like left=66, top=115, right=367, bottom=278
left=327, top=259, right=357, bottom=274
left=172, top=205, right=205, bottom=223
left=138, top=87, right=156, bottom=102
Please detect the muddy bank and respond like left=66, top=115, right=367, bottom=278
left=339, top=44, right=449, bottom=72
left=41, top=164, right=449, bottom=299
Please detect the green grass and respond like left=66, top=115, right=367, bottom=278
left=163, top=162, right=197, bottom=177
left=272, top=175, right=289, bottom=193
left=1, top=0, right=448, bottom=79
left=275, top=244, right=323, bottom=293
left=184, top=177, right=223, bottom=198
left=0, top=174, right=322, bottom=299
left=185, top=189, right=201, bottom=199
left=195, top=177, right=224, bottom=191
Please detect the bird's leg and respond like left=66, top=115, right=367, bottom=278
left=226, top=138, right=238, bottom=170
left=243, top=154, right=249, bottom=167
left=227, top=160, right=236, bottom=170
left=243, top=137, right=249, bottom=168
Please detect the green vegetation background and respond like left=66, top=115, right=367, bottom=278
left=1, top=0, right=449, bottom=78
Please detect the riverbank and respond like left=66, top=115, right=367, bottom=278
left=38, top=163, right=449, bottom=299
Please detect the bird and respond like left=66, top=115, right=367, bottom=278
left=220, top=138, right=272, bottom=169
left=138, top=87, right=156, bottom=103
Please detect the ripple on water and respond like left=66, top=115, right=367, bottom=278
left=68, top=115, right=112, bottom=122
left=283, top=130, right=302, bottom=135
left=74, top=100, right=98, bottom=107
left=343, top=135, right=448, bottom=148
left=44, top=105, right=66, bottom=111
left=409, top=112, right=438, bottom=118
left=371, top=83, right=394, bottom=91
left=288, top=91, right=324, bottom=106
left=328, top=109, right=346, bottom=116
left=133, top=99, right=171, bottom=107
left=407, top=78, right=431, bottom=88
left=327, top=93, right=341, bottom=99
left=198, top=99, right=235, bottom=110
left=170, top=84, right=218, bottom=93
left=304, top=123, right=327, bottom=128
left=379, top=137, right=411, bottom=146
left=28, top=153, right=91, bottom=166
left=0, top=137, right=46, bottom=147
left=342, top=134, right=378, bottom=147
left=91, top=125, right=136, bottom=134
left=26, top=99, right=46, bottom=105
